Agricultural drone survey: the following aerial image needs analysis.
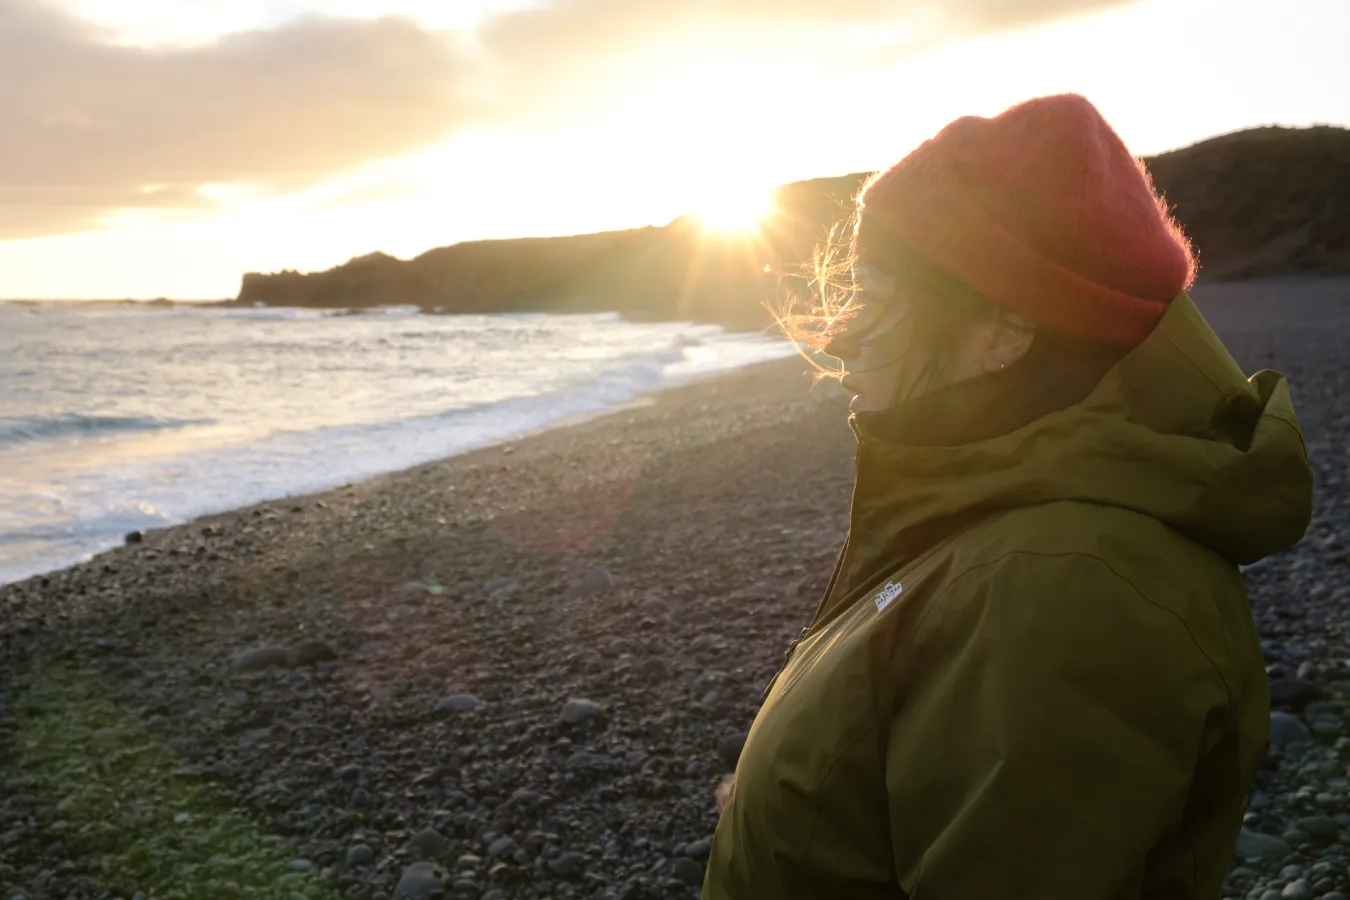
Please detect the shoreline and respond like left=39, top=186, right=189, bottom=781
left=0, top=329, right=800, bottom=590
left=2, top=279, right=1349, bottom=900
left=0, top=389, right=663, bottom=592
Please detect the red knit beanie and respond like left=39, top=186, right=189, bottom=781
left=858, top=94, right=1196, bottom=347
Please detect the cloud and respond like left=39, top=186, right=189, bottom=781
left=0, top=185, right=207, bottom=239
left=0, top=0, right=466, bottom=238
left=476, top=0, right=1136, bottom=83
left=1, top=0, right=1140, bottom=240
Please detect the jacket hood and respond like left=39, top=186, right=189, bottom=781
left=849, top=291, right=1313, bottom=569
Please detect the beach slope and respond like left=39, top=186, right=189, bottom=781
left=2, top=278, right=1349, bottom=899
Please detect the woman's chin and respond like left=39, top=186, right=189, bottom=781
left=848, top=393, right=867, bottom=412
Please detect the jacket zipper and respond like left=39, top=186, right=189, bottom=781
left=809, top=533, right=852, bottom=633
left=762, top=534, right=851, bottom=700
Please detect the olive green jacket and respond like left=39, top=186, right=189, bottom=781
left=704, top=293, right=1313, bottom=899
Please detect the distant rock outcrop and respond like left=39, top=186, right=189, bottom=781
left=231, top=126, right=1350, bottom=326
left=1147, top=125, right=1350, bottom=280
left=235, top=221, right=798, bottom=330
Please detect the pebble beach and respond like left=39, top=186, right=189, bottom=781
left=2, top=277, right=1348, bottom=900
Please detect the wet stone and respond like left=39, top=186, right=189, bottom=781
left=451, top=878, right=481, bottom=897
left=1271, top=712, right=1312, bottom=750
left=546, top=852, right=587, bottom=876
left=287, top=639, right=337, bottom=666
left=1236, top=828, right=1293, bottom=860
left=1303, top=701, right=1343, bottom=718
left=672, top=858, right=705, bottom=886
left=560, top=698, right=605, bottom=724
left=567, top=568, right=614, bottom=598
left=487, top=837, right=518, bottom=858
left=409, top=828, right=451, bottom=860
left=230, top=646, right=290, bottom=672
left=1270, top=678, right=1326, bottom=711
left=436, top=694, right=482, bottom=713
left=683, top=839, right=712, bottom=860
left=1294, top=816, right=1338, bottom=837
left=1282, top=879, right=1311, bottom=899
left=393, top=862, right=449, bottom=899
left=1311, top=716, right=1344, bottom=737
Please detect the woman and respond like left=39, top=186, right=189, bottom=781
left=703, top=95, right=1313, bottom=899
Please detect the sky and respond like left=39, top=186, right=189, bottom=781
left=1, top=0, right=1347, bottom=299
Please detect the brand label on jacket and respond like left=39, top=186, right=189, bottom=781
left=874, top=580, right=903, bottom=612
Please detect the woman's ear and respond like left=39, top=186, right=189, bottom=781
left=981, top=316, right=1035, bottom=373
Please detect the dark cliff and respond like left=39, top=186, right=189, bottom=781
left=1146, top=125, right=1350, bottom=280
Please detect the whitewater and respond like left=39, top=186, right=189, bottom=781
left=0, top=301, right=797, bottom=586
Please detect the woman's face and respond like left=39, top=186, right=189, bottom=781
left=826, top=263, right=1033, bottom=412
left=825, top=264, right=922, bottom=412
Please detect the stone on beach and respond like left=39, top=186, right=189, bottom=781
left=672, top=856, right=706, bottom=886
left=1311, top=715, right=1344, bottom=736
left=487, top=836, right=518, bottom=858
left=718, top=731, right=748, bottom=769
left=408, top=828, right=452, bottom=860
left=230, top=645, right=290, bottom=672
left=435, top=693, right=482, bottom=713
left=683, top=838, right=713, bottom=860
left=1270, top=711, right=1312, bottom=751
left=483, top=577, right=519, bottom=601
left=1269, top=677, right=1327, bottom=711
left=1293, top=816, right=1338, bottom=837
left=393, top=861, right=449, bottom=899
left=1283, top=878, right=1312, bottom=898
left=560, top=698, right=606, bottom=724
left=231, top=640, right=336, bottom=671
left=567, top=567, right=614, bottom=598
left=546, top=851, right=587, bottom=875
left=638, top=657, right=669, bottom=679
left=286, top=639, right=337, bottom=666
left=1237, top=828, right=1293, bottom=861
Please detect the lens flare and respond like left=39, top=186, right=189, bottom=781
left=689, top=186, right=775, bottom=235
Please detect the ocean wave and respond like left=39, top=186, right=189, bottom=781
left=0, top=413, right=214, bottom=450
left=0, top=305, right=796, bottom=586
left=221, top=304, right=424, bottom=320
left=358, top=305, right=422, bottom=317
left=202, top=306, right=341, bottom=321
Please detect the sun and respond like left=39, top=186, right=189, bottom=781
left=689, top=185, right=776, bottom=235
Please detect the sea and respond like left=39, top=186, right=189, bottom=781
left=0, top=301, right=797, bottom=587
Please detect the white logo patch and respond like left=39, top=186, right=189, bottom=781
left=874, top=580, right=903, bottom=612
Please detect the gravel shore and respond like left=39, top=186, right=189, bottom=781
left=2, top=277, right=1348, bottom=900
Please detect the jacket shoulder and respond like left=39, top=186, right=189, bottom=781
left=914, top=501, right=1259, bottom=712
left=912, top=543, right=1230, bottom=702
left=956, top=499, right=1242, bottom=601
